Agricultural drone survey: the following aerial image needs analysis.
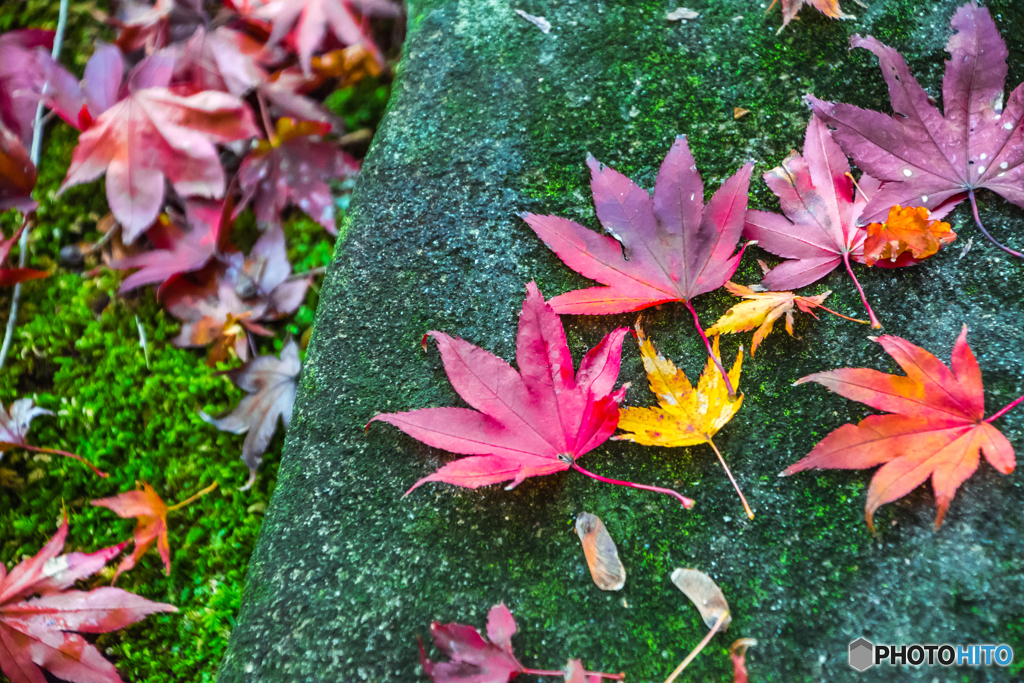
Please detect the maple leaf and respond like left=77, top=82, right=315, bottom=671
left=706, top=281, right=867, bottom=354
left=0, top=124, right=36, bottom=213
left=768, top=0, right=852, bottom=34
left=238, top=117, right=359, bottom=233
left=614, top=325, right=752, bottom=518
left=164, top=226, right=310, bottom=364
left=369, top=282, right=694, bottom=508
left=0, top=518, right=177, bottom=683
left=522, top=136, right=753, bottom=395
left=862, top=205, right=956, bottom=266
left=91, top=481, right=217, bottom=582
left=808, top=2, right=1024, bottom=258
left=419, top=603, right=622, bottom=683
left=110, top=0, right=206, bottom=53
left=57, top=59, right=259, bottom=242
left=0, top=29, right=54, bottom=147
left=113, top=199, right=232, bottom=292
left=0, top=397, right=106, bottom=477
left=200, top=339, right=301, bottom=488
left=0, top=222, right=47, bottom=288
left=173, top=25, right=268, bottom=96
left=781, top=325, right=1023, bottom=530
left=250, top=0, right=401, bottom=75
left=730, top=639, right=757, bottom=683
left=742, top=114, right=933, bottom=328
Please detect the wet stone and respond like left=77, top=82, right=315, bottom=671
left=218, top=1, right=1024, bottom=681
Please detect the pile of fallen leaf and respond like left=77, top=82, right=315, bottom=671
left=367, top=4, right=1024, bottom=681
left=0, top=0, right=400, bottom=681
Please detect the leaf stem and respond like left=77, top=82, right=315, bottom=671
left=968, top=189, right=1023, bottom=259
left=13, top=444, right=107, bottom=478
left=662, top=610, right=729, bottom=683
left=807, top=302, right=870, bottom=325
left=522, top=668, right=625, bottom=680
left=570, top=461, right=695, bottom=509
left=707, top=438, right=754, bottom=520
left=167, top=481, right=219, bottom=511
left=840, top=252, right=881, bottom=329
left=684, top=300, right=736, bottom=397
left=0, top=0, right=69, bottom=372
left=985, top=394, right=1024, bottom=424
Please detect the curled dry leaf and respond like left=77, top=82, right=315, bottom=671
left=730, top=639, right=757, bottom=683
left=706, top=281, right=867, bottom=355
left=0, top=123, right=36, bottom=213
left=667, top=7, right=699, bottom=21
left=201, top=339, right=301, bottom=488
left=574, top=513, right=626, bottom=591
left=515, top=9, right=552, bottom=33
left=783, top=325, right=1022, bottom=530
left=863, top=205, right=956, bottom=266
left=0, top=518, right=177, bottom=683
left=670, top=567, right=731, bottom=632
left=733, top=107, right=750, bottom=119
left=0, top=222, right=47, bottom=288
left=615, top=325, right=752, bottom=518
left=769, top=0, right=852, bottom=34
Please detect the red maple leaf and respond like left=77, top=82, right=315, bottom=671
left=56, top=53, right=259, bottom=242
left=782, top=325, right=1022, bottom=530
left=768, top=0, right=852, bottom=34
left=809, top=2, right=1024, bottom=258
left=248, top=0, right=401, bottom=75
left=741, top=115, right=948, bottom=328
left=369, top=282, right=693, bottom=507
left=238, top=117, right=359, bottom=233
left=0, top=29, right=54, bottom=147
left=163, top=225, right=310, bottom=364
left=201, top=339, right=301, bottom=488
left=521, top=136, right=753, bottom=395
left=419, top=603, right=622, bottom=683
left=113, top=198, right=232, bottom=292
left=0, top=518, right=177, bottom=683
left=0, top=222, right=46, bottom=288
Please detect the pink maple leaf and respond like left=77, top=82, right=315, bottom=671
left=0, top=518, right=176, bottom=683
left=369, top=282, right=694, bottom=508
left=809, top=2, right=1024, bottom=258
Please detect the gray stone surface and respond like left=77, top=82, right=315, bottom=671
left=218, top=1, right=1024, bottom=681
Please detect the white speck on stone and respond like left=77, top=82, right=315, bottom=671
left=667, top=7, right=699, bottom=20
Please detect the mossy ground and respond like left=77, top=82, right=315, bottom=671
left=222, top=0, right=1023, bottom=682
left=0, top=3, right=394, bottom=682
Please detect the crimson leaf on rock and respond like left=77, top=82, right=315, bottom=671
left=521, top=136, right=753, bottom=394
left=809, top=2, right=1024, bottom=257
left=238, top=117, right=359, bottom=233
left=369, top=282, right=693, bottom=507
left=0, top=518, right=177, bottom=683
left=200, top=338, right=301, bottom=488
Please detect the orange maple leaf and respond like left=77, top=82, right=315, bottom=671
left=863, top=205, right=956, bottom=266
left=782, top=326, right=1022, bottom=531
left=92, top=481, right=217, bottom=582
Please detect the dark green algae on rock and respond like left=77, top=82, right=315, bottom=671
left=218, top=1, right=1024, bottom=681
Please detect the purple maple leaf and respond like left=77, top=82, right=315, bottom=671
left=809, top=2, right=1024, bottom=257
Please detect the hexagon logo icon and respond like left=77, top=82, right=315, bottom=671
left=849, top=638, right=874, bottom=671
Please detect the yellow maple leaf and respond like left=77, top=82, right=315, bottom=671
left=614, top=323, right=753, bottom=518
left=707, top=282, right=867, bottom=354
left=863, top=205, right=956, bottom=266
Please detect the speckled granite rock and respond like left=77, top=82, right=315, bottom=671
left=218, top=1, right=1024, bottom=681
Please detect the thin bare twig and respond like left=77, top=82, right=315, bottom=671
left=0, top=0, right=70, bottom=370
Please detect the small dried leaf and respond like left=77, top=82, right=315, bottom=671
left=667, top=7, right=699, bottom=20
left=733, top=107, right=750, bottom=119
left=671, top=568, right=731, bottom=632
left=730, top=638, right=757, bottom=683
left=514, top=9, right=552, bottom=33
left=575, top=513, right=626, bottom=591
